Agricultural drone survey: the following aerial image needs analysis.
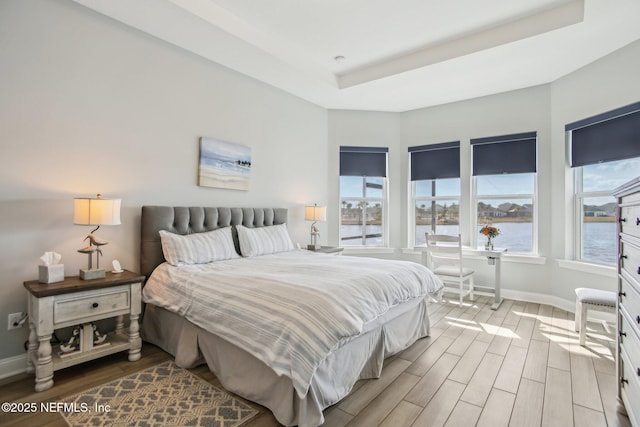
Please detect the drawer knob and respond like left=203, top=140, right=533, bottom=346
left=637, top=368, right=640, bottom=377
left=637, top=315, right=640, bottom=324
left=620, top=291, right=627, bottom=297
left=636, top=217, right=640, bottom=226
left=620, top=217, right=627, bottom=223
left=92, top=302, right=99, bottom=308
left=621, top=254, right=628, bottom=260
left=620, top=331, right=627, bottom=338
left=622, top=377, right=629, bottom=385
left=637, top=266, right=640, bottom=275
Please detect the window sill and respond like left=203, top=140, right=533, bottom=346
left=403, top=247, right=546, bottom=264
left=342, top=247, right=396, bottom=255
left=557, top=259, right=616, bottom=278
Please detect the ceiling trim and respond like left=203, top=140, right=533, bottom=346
left=338, top=0, right=584, bottom=88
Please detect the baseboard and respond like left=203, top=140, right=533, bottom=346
left=0, top=353, right=27, bottom=380
left=501, top=288, right=572, bottom=310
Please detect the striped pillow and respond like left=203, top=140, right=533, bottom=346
left=159, top=227, right=239, bottom=266
left=236, top=223, right=294, bottom=257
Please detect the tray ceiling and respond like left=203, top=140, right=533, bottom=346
left=72, top=0, right=640, bottom=112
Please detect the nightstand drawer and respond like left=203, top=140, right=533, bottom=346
left=620, top=347, right=640, bottom=427
left=54, top=287, right=130, bottom=324
left=621, top=309, right=640, bottom=367
left=620, top=200, right=640, bottom=239
left=621, top=275, right=640, bottom=324
left=620, top=239, right=640, bottom=282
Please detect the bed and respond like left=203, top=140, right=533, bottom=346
left=139, top=206, right=443, bottom=427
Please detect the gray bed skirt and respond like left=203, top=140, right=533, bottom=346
left=141, top=298, right=431, bottom=427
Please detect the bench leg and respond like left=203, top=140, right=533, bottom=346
left=575, top=300, right=581, bottom=332
left=579, top=304, right=588, bottom=346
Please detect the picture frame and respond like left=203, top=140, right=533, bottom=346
left=198, top=137, right=251, bottom=191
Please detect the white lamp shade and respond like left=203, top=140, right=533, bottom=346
left=74, top=196, right=121, bottom=226
left=304, top=205, right=327, bottom=222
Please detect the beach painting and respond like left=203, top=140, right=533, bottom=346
left=198, top=137, right=251, bottom=191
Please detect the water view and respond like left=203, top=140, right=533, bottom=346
left=340, top=221, right=617, bottom=265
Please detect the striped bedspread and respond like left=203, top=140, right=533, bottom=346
left=142, top=250, right=443, bottom=398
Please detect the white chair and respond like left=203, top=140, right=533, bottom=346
left=425, top=233, right=474, bottom=307
left=574, top=287, right=616, bottom=346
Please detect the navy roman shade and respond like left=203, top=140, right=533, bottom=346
left=339, top=146, right=388, bottom=177
left=566, top=101, right=640, bottom=167
left=409, top=141, right=460, bottom=181
left=471, top=132, right=537, bottom=176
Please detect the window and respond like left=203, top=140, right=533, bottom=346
left=339, top=146, right=388, bottom=246
left=409, top=142, right=460, bottom=246
left=568, top=101, right=640, bottom=265
left=471, top=132, right=537, bottom=253
left=574, top=159, right=640, bottom=264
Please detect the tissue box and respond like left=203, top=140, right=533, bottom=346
left=39, top=265, right=64, bottom=284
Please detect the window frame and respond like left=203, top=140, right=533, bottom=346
left=408, top=141, right=461, bottom=248
left=339, top=176, right=389, bottom=247
left=471, top=173, right=538, bottom=254
left=572, top=162, right=634, bottom=266
left=567, top=102, right=640, bottom=266
left=573, top=167, right=609, bottom=263
left=410, top=179, right=461, bottom=247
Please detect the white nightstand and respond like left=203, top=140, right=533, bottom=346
left=23, top=270, right=144, bottom=392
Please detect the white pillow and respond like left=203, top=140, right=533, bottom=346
left=236, top=223, right=294, bottom=257
left=159, top=227, right=239, bottom=266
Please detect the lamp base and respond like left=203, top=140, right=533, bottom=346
left=307, top=244, right=321, bottom=251
left=79, top=268, right=105, bottom=280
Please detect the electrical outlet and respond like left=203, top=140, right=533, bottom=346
left=7, top=312, right=25, bottom=330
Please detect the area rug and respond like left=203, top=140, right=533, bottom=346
left=62, top=361, right=258, bottom=427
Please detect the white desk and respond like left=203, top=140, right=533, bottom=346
left=478, top=248, right=507, bottom=310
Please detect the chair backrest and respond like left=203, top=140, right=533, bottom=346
left=425, top=233, right=463, bottom=271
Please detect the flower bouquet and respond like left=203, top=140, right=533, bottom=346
left=480, top=225, right=500, bottom=250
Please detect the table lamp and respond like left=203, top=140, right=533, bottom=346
left=304, top=204, right=326, bottom=251
left=74, top=194, right=121, bottom=280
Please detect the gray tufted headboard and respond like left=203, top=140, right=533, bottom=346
left=140, top=206, right=288, bottom=279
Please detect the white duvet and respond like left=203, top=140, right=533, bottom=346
left=142, top=250, right=443, bottom=398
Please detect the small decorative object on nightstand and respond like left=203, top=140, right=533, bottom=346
left=74, top=194, right=121, bottom=280
left=24, top=270, right=144, bottom=392
left=38, top=251, right=64, bottom=284
left=304, top=204, right=327, bottom=251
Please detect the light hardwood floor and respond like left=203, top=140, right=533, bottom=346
left=0, top=293, right=631, bottom=427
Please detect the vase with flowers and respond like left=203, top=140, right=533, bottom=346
left=480, top=225, right=500, bottom=250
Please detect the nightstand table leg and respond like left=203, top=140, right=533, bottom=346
left=26, top=323, right=37, bottom=374
left=128, top=313, right=141, bottom=362
left=35, top=333, right=54, bottom=392
left=115, top=314, right=124, bottom=334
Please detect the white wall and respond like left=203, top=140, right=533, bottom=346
left=0, top=0, right=328, bottom=361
